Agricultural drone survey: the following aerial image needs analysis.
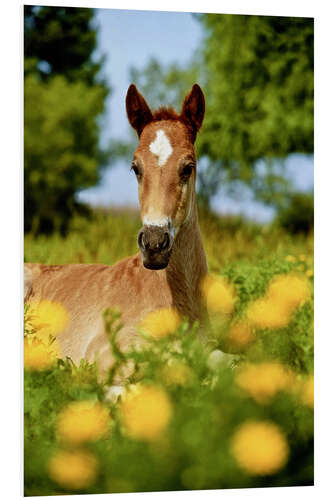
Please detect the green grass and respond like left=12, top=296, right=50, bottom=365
left=24, top=208, right=141, bottom=266
left=24, top=208, right=314, bottom=495
left=24, top=207, right=313, bottom=269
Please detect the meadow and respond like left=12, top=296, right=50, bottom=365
left=24, top=208, right=314, bottom=495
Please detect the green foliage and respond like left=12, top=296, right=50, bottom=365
left=24, top=209, right=313, bottom=495
left=127, top=14, right=313, bottom=205
left=24, top=208, right=313, bottom=269
left=199, top=15, right=313, bottom=165
left=24, top=358, right=103, bottom=496
left=222, top=259, right=313, bottom=373
left=276, top=192, right=314, bottom=234
left=24, top=208, right=314, bottom=275
left=24, top=6, right=109, bottom=234
left=24, top=305, right=313, bottom=495
left=24, top=208, right=141, bottom=265
left=24, top=74, right=107, bottom=234
left=24, top=6, right=104, bottom=85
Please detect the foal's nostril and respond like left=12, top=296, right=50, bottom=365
left=138, top=230, right=146, bottom=250
left=139, top=227, right=171, bottom=254
left=161, top=232, right=170, bottom=250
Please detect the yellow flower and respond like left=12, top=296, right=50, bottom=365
left=201, top=274, right=235, bottom=315
left=285, top=255, right=296, bottom=263
left=48, top=449, right=98, bottom=490
left=139, top=308, right=181, bottom=339
left=227, top=320, right=255, bottom=350
left=301, top=375, right=314, bottom=408
left=119, top=385, right=172, bottom=441
left=28, top=300, right=69, bottom=342
left=231, top=420, right=289, bottom=475
left=160, top=360, right=193, bottom=386
left=247, top=297, right=292, bottom=329
left=56, top=400, right=111, bottom=445
left=246, top=274, right=310, bottom=330
left=299, top=254, right=307, bottom=262
left=235, top=362, right=294, bottom=404
left=266, top=274, right=310, bottom=311
left=24, top=337, right=59, bottom=371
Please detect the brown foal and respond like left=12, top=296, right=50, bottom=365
left=24, top=84, right=208, bottom=381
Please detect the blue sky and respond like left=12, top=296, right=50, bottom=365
left=77, top=8, right=314, bottom=223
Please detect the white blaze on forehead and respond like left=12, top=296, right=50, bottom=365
left=149, top=129, right=173, bottom=167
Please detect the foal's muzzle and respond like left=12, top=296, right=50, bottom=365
left=138, top=225, right=174, bottom=270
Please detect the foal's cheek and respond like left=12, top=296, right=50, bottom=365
left=175, top=184, right=190, bottom=225
left=138, top=184, right=144, bottom=207
left=183, top=181, right=195, bottom=222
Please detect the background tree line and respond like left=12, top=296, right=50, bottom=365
left=24, top=6, right=109, bottom=234
left=24, top=8, right=313, bottom=234
left=128, top=14, right=314, bottom=229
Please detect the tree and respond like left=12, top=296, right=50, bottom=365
left=128, top=14, right=314, bottom=207
left=24, top=6, right=104, bottom=85
left=24, top=75, right=106, bottom=233
left=24, top=6, right=109, bottom=233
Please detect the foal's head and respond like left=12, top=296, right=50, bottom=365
left=126, top=83, right=205, bottom=270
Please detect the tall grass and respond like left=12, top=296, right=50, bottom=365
left=24, top=207, right=313, bottom=269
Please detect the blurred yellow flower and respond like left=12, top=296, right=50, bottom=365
left=24, top=337, right=59, bottom=371
left=246, top=274, right=310, bottom=330
left=301, top=375, right=314, bottom=408
left=119, top=385, right=172, bottom=441
left=56, top=400, right=111, bottom=445
left=231, top=420, right=289, bottom=475
left=246, top=297, right=291, bottom=329
left=139, top=308, right=180, bottom=339
left=306, top=269, right=314, bottom=279
left=299, top=254, right=307, bottom=262
left=266, top=274, right=310, bottom=311
left=235, top=362, right=294, bottom=404
left=285, top=255, right=296, bottom=263
left=29, top=300, right=69, bottom=342
left=48, top=449, right=98, bottom=490
left=160, top=360, right=193, bottom=386
left=201, top=274, right=235, bottom=315
left=227, top=320, right=255, bottom=350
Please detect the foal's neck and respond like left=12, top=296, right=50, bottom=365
left=166, top=196, right=208, bottom=321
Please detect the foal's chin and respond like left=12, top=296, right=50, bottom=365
left=143, top=261, right=169, bottom=270
left=141, top=252, right=172, bottom=270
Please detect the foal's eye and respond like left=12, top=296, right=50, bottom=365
left=180, top=163, right=194, bottom=181
left=131, top=163, right=142, bottom=179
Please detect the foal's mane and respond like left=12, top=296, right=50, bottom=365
left=152, top=106, right=181, bottom=122
left=152, top=106, right=196, bottom=140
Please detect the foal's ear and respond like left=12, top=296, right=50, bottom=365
left=126, top=84, right=153, bottom=137
left=181, top=84, right=205, bottom=142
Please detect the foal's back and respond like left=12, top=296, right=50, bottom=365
left=24, top=257, right=173, bottom=369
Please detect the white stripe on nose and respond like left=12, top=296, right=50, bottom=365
left=143, top=215, right=169, bottom=227
left=143, top=216, right=177, bottom=239
left=149, top=129, right=173, bottom=167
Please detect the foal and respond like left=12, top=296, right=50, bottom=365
left=24, top=84, right=208, bottom=379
